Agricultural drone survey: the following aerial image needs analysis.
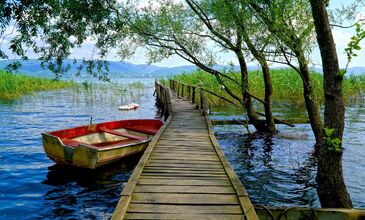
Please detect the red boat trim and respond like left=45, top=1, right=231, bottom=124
left=45, top=119, right=164, bottom=140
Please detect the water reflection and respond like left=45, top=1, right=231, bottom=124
left=215, top=127, right=320, bottom=207
left=40, top=155, right=140, bottom=219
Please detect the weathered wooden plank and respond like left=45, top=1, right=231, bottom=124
left=134, top=185, right=236, bottom=194
left=155, top=146, right=215, bottom=150
left=145, top=163, right=223, bottom=169
left=138, top=178, right=232, bottom=186
left=125, top=213, right=244, bottom=220
left=141, top=173, right=226, bottom=178
left=159, top=137, right=210, bottom=141
left=111, top=196, right=131, bottom=220
left=144, top=166, right=224, bottom=171
left=127, top=203, right=242, bottom=214
left=142, top=168, right=225, bottom=174
left=147, top=159, right=221, bottom=165
left=131, top=193, right=240, bottom=204
left=150, top=155, right=219, bottom=161
left=139, top=175, right=228, bottom=180
left=153, top=150, right=216, bottom=155
left=162, top=132, right=208, bottom=136
left=239, top=196, right=259, bottom=220
left=156, top=143, right=213, bottom=147
left=150, top=154, right=219, bottom=159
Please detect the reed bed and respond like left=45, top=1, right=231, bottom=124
left=171, top=68, right=365, bottom=106
left=0, top=70, right=75, bottom=100
left=70, top=80, right=147, bottom=107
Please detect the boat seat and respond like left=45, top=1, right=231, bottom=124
left=99, top=127, right=147, bottom=141
left=125, top=126, right=159, bottom=135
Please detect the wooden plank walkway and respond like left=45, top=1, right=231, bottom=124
left=112, top=91, right=258, bottom=220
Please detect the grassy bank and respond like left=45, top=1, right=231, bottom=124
left=171, top=69, right=365, bottom=106
left=0, top=70, right=75, bottom=100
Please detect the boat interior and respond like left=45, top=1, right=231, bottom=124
left=46, top=120, right=163, bottom=149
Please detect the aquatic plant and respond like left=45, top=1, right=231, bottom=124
left=171, top=69, right=365, bottom=106
left=0, top=70, right=75, bottom=100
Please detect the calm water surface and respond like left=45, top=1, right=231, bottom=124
left=213, top=102, right=365, bottom=208
left=0, top=78, right=157, bottom=219
left=0, top=78, right=364, bottom=219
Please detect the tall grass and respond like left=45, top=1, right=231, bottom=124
left=0, top=70, right=75, bottom=100
left=171, top=68, right=365, bottom=106
left=71, top=80, right=147, bottom=107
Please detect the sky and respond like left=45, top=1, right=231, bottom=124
left=1, top=0, right=364, bottom=68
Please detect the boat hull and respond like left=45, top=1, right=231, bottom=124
left=42, top=119, right=163, bottom=169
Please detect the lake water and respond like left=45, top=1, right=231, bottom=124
left=213, top=102, right=365, bottom=208
left=0, top=77, right=364, bottom=219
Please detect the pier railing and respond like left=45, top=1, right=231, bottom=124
left=155, top=81, right=172, bottom=120
left=169, top=79, right=210, bottom=116
left=169, top=79, right=297, bottom=127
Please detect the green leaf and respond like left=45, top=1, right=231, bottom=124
left=339, top=69, right=347, bottom=75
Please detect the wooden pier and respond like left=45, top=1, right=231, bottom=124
left=112, top=81, right=258, bottom=220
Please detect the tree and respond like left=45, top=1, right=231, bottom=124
left=0, top=0, right=119, bottom=79
left=309, top=0, right=352, bottom=208
left=248, top=0, right=354, bottom=207
left=249, top=0, right=324, bottom=151
left=218, top=0, right=276, bottom=133
left=117, top=0, right=278, bottom=132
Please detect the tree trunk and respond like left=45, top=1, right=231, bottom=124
left=242, top=31, right=276, bottom=133
left=236, top=50, right=267, bottom=131
left=296, top=51, right=324, bottom=152
left=309, top=0, right=352, bottom=208
left=259, top=58, right=276, bottom=133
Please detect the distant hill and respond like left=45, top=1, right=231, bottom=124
left=0, top=59, right=248, bottom=78
left=0, top=59, right=364, bottom=79
left=0, top=59, right=178, bottom=78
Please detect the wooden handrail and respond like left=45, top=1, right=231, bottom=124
left=169, top=79, right=210, bottom=116
left=155, top=81, right=172, bottom=120
left=169, top=79, right=295, bottom=127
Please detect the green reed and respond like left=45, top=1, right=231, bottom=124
left=0, top=70, right=76, bottom=100
left=171, top=68, right=365, bottom=106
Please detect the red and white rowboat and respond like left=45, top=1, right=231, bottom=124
left=42, top=119, right=163, bottom=169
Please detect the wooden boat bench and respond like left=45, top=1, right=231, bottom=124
left=124, top=126, right=159, bottom=135
left=61, top=139, right=95, bottom=148
left=99, top=127, right=147, bottom=141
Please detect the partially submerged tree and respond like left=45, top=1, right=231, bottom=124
left=250, top=0, right=324, bottom=151
left=211, top=0, right=276, bottom=133
left=248, top=0, right=354, bottom=207
left=310, top=0, right=353, bottom=208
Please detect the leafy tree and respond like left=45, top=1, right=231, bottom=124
left=249, top=0, right=324, bottom=152
left=310, top=0, right=352, bottom=208
left=0, top=0, right=120, bottom=79
left=117, top=0, right=278, bottom=132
